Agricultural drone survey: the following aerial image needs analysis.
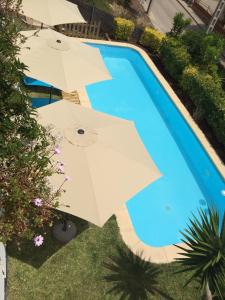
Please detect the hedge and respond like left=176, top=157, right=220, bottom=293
left=114, top=17, right=135, bottom=41
left=182, top=30, right=225, bottom=72
left=160, top=37, right=191, bottom=81
left=181, top=66, right=225, bottom=146
left=139, top=27, right=165, bottom=54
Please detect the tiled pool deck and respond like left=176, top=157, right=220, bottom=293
left=76, top=39, right=225, bottom=263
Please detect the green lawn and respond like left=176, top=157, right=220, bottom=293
left=7, top=217, right=201, bottom=300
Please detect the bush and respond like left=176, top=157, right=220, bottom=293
left=114, top=17, right=135, bottom=41
left=182, top=30, right=225, bottom=74
left=0, top=0, right=60, bottom=246
left=168, top=12, right=191, bottom=37
left=181, top=66, right=225, bottom=145
left=160, top=37, right=191, bottom=81
left=139, top=27, right=165, bottom=53
left=116, top=0, right=130, bottom=7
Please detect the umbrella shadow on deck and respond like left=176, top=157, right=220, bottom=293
left=7, top=213, right=89, bottom=269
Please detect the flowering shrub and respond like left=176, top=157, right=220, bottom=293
left=114, top=17, right=134, bottom=41
left=0, top=0, right=67, bottom=246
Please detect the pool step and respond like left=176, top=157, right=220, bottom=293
left=62, top=91, right=80, bottom=105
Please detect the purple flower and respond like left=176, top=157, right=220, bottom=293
left=54, top=147, right=61, bottom=155
left=33, top=235, right=44, bottom=247
left=58, top=165, right=65, bottom=173
left=34, top=198, right=43, bottom=207
left=65, top=175, right=71, bottom=181
left=56, top=161, right=65, bottom=173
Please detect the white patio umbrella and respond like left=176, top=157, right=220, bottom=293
left=20, top=0, right=86, bottom=27
left=19, top=29, right=111, bottom=93
left=37, top=101, right=161, bottom=227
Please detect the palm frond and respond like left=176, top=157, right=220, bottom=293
left=175, top=208, right=225, bottom=299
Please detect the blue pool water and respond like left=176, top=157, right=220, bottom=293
left=32, top=98, right=58, bottom=108
left=86, top=44, right=225, bottom=247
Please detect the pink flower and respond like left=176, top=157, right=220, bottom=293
left=57, top=165, right=65, bottom=173
left=34, top=198, right=43, bottom=207
left=33, top=235, right=44, bottom=247
left=65, top=175, right=71, bottom=181
left=54, top=147, right=61, bottom=155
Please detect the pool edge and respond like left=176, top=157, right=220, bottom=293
left=116, top=204, right=186, bottom=263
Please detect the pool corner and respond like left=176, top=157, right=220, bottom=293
left=116, top=205, right=186, bottom=263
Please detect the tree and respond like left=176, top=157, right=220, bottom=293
left=0, top=0, right=62, bottom=246
left=168, top=12, right=191, bottom=38
left=182, top=30, right=225, bottom=74
left=181, top=66, right=225, bottom=145
left=103, top=245, right=172, bottom=300
left=117, top=0, right=130, bottom=8
left=176, top=209, right=225, bottom=300
left=160, top=37, right=191, bottom=81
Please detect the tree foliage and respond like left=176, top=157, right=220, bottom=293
left=176, top=209, right=225, bottom=300
left=160, top=37, right=191, bottom=81
left=182, top=30, right=225, bottom=74
left=181, top=66, right=225, bottom=144
left=158, top=13, right=225, bottom=148
left=0, top=0, right=60, bottom=245
left=168, top=12, right=191, bottom=38
left=115, top=0, right=130, bottom=8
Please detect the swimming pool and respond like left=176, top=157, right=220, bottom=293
left=86, top=44, right=225, bottom=247
left=32, top=98, right=58, bottom=108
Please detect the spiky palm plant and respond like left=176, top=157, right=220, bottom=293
left=103, top=245, right=172, bottom=300
left=176, top=209, right=225, bottom=300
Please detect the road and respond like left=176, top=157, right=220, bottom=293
left=140, top=0, right=205, bottom=33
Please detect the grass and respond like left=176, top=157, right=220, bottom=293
left=7, top=217, right=201, bottom=300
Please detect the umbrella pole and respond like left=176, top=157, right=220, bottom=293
left=62, top=219, right=68, bottom=231
left=49, top=86, right=53, bottom=104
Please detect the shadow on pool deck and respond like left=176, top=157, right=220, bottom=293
left=7, top=213, right=89, bottom=269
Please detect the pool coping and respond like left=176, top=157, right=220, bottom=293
left=75, top=38, right=224, bottom=263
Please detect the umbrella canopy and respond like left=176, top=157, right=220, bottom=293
left=37, top=101, right=161, bottom=226
left=20, top=0, right=86, bottom=26
left=19, top=29, right=111, bottom=93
